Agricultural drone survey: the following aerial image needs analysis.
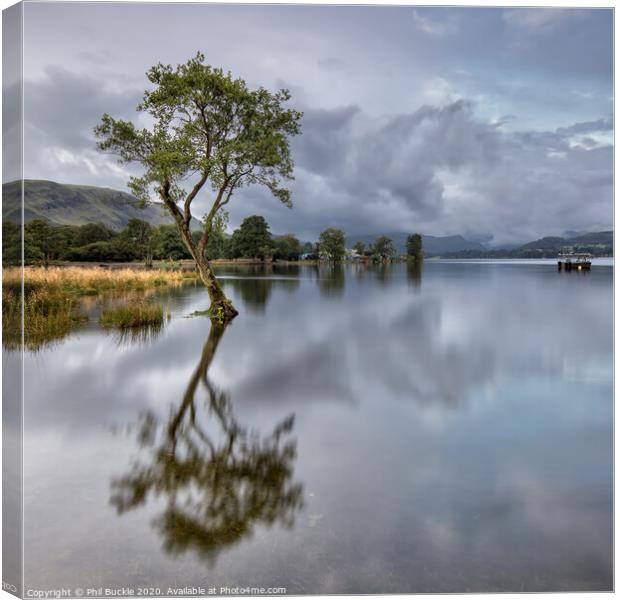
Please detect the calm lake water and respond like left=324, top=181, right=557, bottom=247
left=10, top=259, right=613, bottom=593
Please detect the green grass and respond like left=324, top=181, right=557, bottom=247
left=100, top=303, right=164, bottom=329
left=2, top=288, right=87, bottom=350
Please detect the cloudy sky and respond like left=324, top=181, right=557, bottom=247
left=7, top=3, right=614, bottom=244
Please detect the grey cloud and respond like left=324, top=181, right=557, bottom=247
left=411, top=8, right=458, bottom=37
left=16, top=65, right=614, bottom=245
left=292, top=105, right=360, bottom=175
left=77, top=50, right=114, bottom=66
left=556, top=117, right=613, bottom=137
left=3, top=82, right=22, bottom=182
left=282, top=100, right=610, bottom=243
left=11, top=4, right=613, bottom=244
left=277, top=101, right=499, bottom=236
left=25, top=66, right=142, bottom=150
left=579, top=137, right=599, bottom=149
left=502, top=8, right=585, bottom=31
left=22, top=67, right=143, bottom=188
left=317, top=57, right=346, bottom=71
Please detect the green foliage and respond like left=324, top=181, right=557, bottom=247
left=274, top=234, right=301, bottom=261
left=74, top=222, right=115, bottom=246
left=100, top=303, right=164, bottom=328
left=204, top=211, right=230, bottom=260
left=372, top=236, right=395, bottom=259
left=95, top=52, right=302, bottom=205
left=3, top=221, right=25, bottom=265
left=230, top=215, right=273, bottom=259
left=352, top=241, right=366, bottom=255
left=64, top=239, right=136, bottom=262
left=25, top=219, right=72, bottom=265
left=318, top=228, right=346, bottom=261
left=94, top=52, right=302, bottom=263
left=406, top=233, right=423, bottom=258
left=152, top=225, right=193, bottom=260
left=3, top=218, right=209, bottom=264
left=121, top=218, right=153, bottom=264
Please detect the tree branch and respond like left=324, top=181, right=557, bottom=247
left=183, top=171, right=209, bottom=228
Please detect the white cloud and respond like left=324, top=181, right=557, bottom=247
left=411, top=9, right=457, bottom=37
left=502, top=8, right=584, bottom=31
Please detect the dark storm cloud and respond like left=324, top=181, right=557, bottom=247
left=340, top=101, right=497, bottom=220
left=16, top=4, right=613, bottom=244
left=276, top=99, right=611, bottom=243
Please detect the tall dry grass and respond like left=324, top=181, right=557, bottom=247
left=4, top=266, right=198, bottom=295
left=2, top=266, right=199, bottom=349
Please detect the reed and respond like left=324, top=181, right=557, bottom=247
left=100, top=302, right=164, bottom=329
left=3, top=266, right=198, bottom=296
left=2, top=266, right=196, bottom=349
left=2, top=287, right=86, bottom=350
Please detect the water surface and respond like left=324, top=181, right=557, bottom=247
left=11, top=260, right=613, bottom=593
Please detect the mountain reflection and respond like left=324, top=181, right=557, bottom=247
left=110, top=322, right=304, bottom=563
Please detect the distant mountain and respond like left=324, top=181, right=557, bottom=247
left=520, top=236, right=568, bottom=250
left=346, top=232, right=485, bottom=255
left=566, top=231, right=613, bottom=245
left=521, top=231, right=613, bottom=251
left=2, top=179, right=200, bottom=231
left=443, top=231, right=613, bottom=258
left=422, top=234, right=486, bottom=255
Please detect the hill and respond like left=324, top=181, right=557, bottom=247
left=346, top=232, right=484, bottom=256
left=443, top=231, right=613, bottom=258
left=2, top=180, right=192, bottom=231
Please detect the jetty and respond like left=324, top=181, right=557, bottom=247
left=557, top=252, right=592, bottom=271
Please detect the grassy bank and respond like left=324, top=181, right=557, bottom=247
left=3, top=266, right=199, bottom=349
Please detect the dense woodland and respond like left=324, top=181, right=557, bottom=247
left=2, top=215, right=424, bottom=266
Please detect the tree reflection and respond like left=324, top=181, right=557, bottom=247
left=374, top=263, right=392, bottom=286
left=226, top=278, right=273, bottom=311
left=224, top=274, right=300, bottom=313
left=406, top=260, right=423, bottom=288
left=316, top=263, right=345, bottom=297
left=110, top=322, right=304, bottom=563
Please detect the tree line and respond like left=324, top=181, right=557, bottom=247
left=3, top=215, right=423, bottom=266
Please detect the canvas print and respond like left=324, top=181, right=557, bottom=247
left=2, top=2, right=614, bottom=596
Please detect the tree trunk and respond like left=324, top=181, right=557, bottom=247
left=145, top=247, right=153, bottom=269
left=174, top=224, right=237, bottom=322
left=195, top=252, right=239, bottom=322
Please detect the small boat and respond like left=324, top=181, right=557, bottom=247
left=557, top=252, right=592, bottom=271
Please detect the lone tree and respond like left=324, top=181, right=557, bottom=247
left=123, top=218, right=153, bottom=268
left=406, top=233, right=423, bottom=260
left=230, top=215, right=272, bottom=260
left=95, top=52, right=302, bottom=322
left=352, top=241, right=366, bottom=255
left=318, top=228, right=346, bottom=261
left=373, top=236, right=395, bottom=260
